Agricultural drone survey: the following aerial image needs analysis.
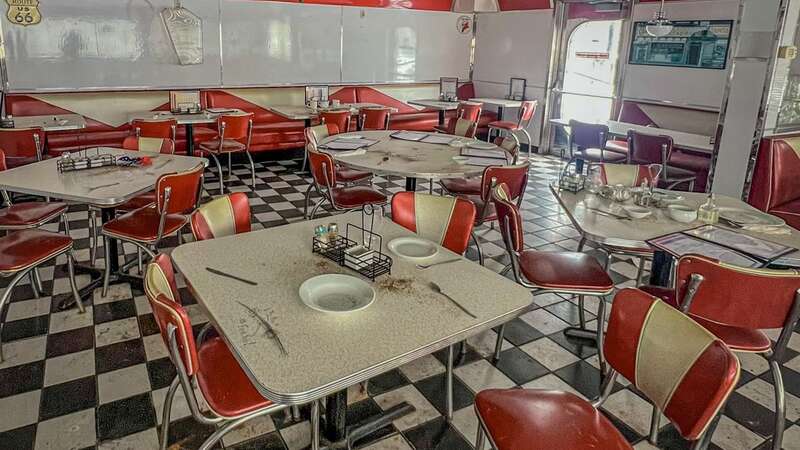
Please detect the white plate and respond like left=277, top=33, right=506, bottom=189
left=718, top=207, right=786, bottom=227
left=467, top=141, right=496, bottom=150
left=299, top=274, right=375, bottom=313
left=388, top=237, right=439, bottom=261
left=338, top=135, right=364, bottom=139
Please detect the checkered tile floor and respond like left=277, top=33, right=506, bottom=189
left=1, top=151, right=799, bottom=450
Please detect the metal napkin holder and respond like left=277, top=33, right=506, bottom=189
left=312, top=223, right=392, bottom=281
left=57, top=153, right=117, bottom=173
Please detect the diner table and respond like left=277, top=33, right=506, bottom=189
left=127, top=109, right=245, bottom=157
left=550, top=183, right=800, bottom=284
left=0, top=147, right=207, bottom=308
left=470, top=97, right=522, bottom=122
left=549, top=118, right=714, bottom=154
left=267, top=103, right=398, bottom=128
left=171, top=211, right=531, bottom=449
left=320, top=130, right=497, bottom=191
left=408, top=99, right=460, bottom=125
left=12, top=114, right=87, bottom=132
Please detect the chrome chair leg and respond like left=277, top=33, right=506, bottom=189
left=446, top=344, right=454, bottom=421
left=596, top=295, right=607, bottom=373
left=303, top=184, right=314, bottom=219
left=67, top=251, right=85, bottom=314
left=29, top=271, right=41, bottom=299
left=310, top=401, right=321, bottom=450
left=102, top=235, right=112, bottom=297
left=210, top=153, right=225, bottom=194
left=89, top=209, right=98, bottom=266
left=159, top=377, right=180, bottom=450
left=521, top=129, right=533, bottom=159
left=470, top=232, right=484, bottom=266
left=493, top=324, right=506, bottom=362
left=227, top=152, right=232, bottom=179
left=577, top=295, right=586, bottom=329
left=577, top=237, right=586, bottom=252
left=770, top=358, right=786, bottom=450
left=0, top=269, right=31, bottom=361
left=245, top=151, right=257, bottom=188
left=649, top=403, right=661, bottom=445
left=137, top=248, right=143, bottom=275
left=309, top=199, right=324, bottom=220
left=475, top=426, right=487, bottom=450
left=635, top=256, right=647, bottom=286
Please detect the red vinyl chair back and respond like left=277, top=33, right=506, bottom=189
left=156, top=164, right=204, bottom=215
left=493, top=137, right=520, bottom=164
left=144, top=254, right=199, bottom=376
left=307, top=145, right=337, bottom=189
left=305, top=124, right=339, bottom=147
left=217, top=113, right=253, bottom=141
left=121, top=136, right=175, bottom=154
left=0, top=150, right=7, bottom=172
left=359, top=108, right=391, bottom=131
left=672, top=255, right=800, bottom=330
left=320, top=111, right=351, bottom=134
left=131, top=118, right=177, bottom=140
left=569, top=120, right=608, bottom=150
left=457, top=102, right=482, bottom=122
left=391, top=192, right=476, bottom=255
left=0, top=127, right=44, bottom=161
left=604, top=288, right=740, bottom=441
left=480, top=162, right=530, bottom=203
left=191, top=193, right=252, bottom=241
left=516, top=100, right=537, bottom=128
left=628, top=130, right=673, bottom=165
left=492, top=183, right=525, bottom=253
left=598, top=163, right=661, bottom=187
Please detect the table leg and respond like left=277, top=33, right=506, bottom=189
left=438, top=110, right=445, bottom=126
left=324, top=391, right=347, bottom=442
left=405, top=177, right=417, bottom=192
left=300, top=118, right=312, bottom=174
left=101, top=208, right=120, bottom=273
left=185, top=123, right=195, bottom=157
left=446, top=344, right=454, bottom=421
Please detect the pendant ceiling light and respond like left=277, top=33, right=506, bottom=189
left=646, top=0, right=673, bottom=37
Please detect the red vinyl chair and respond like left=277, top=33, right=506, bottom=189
left=121, top=136, right=175, bottom=154
left=440, top=137, right=519, bottom=197
left=319, top=110, right=351, bottom=134
left=491, top=183, right=614, bottom=366
left=0, top=230, right=84, bottom=360
left=0, top=127, right=45, bottom=168
left=628, top=130, right=696, bottom=191
left=198, top=113, right=255, bottom=194
left=190, top=192, right=251, bottom=241
left=305, top=144, right=387, bottom=220
left=391, top=192, right=476, bottom=255
left=101, top=164, right=204, bottom=296
left=640, top=255, right=800, bottom=450
left=458, top=162, right=530, bottom=265
left=359, top=107, right=391, bottom=131
left=567, top=120, right=626, bottom=167
left=130, top=118, right=177, bottom=141
left=434, top=102, right=482, bottom=134
left=475, top=288, right=740, bottom=450
left=487, top=100, right=536, bottom=159
left=144, top=254, right=286, bottom=450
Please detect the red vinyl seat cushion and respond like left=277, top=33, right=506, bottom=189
left=441, top=177, right=481, bottom=196
left=0, top=229, right=72, bottom=273
left=102, top=206, right=187, bottom=243
left=518, top=251, right=614, bottom=292
left=605, top=139, right=629, bottom=154
left=488, top=120, right=521, bottom=131
left=577, top=148, right=627, bottom=163
left=195, top=336, right=272, bottom=417
left=475, top=389, right=632, bottom=450
left=668, top=151, right=711, bottom=172
left=330, top=186, right=387, bottom=209
left=335, top=167, right=372, bottom=184
left=0, top=202, right=67, bottom=228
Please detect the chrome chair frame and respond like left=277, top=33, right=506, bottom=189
left=495, top=214, right=613, bottom=370
left=0, top=238, right=83, bottom=361
left=487, top=101, right=536, bottom=159
left=358, top=107, right=391, bottom=131
left=159, top=323, right=287, bottom=450
left=207, top=118, right=255, bottom=194
left=304, top=157, right=386, bottom=220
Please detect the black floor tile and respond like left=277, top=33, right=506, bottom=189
left=97, top=392, right=157, bottom=442
left=554, top=361, right=604, bottom=400
left=160, top=416, right=217, bottom=449
left=0, top=360, right=44, bottom=398
left=39, top=376, right=97, bottom=421
left=493, top=347, right=550, bottom=386
left=724, top=392, right=784, bottom=438
left=403, top=416, right=472, bottom=450
left=0, top=424, right=36, bottom=450
left=46, top=326, right=94, bottom=358
left=414, top=373, right=474, bottom=416
left=146, top=357, right=177, bottom=391
left=2, top=315, right=49, bottom=342
left=367, top=369, right=410, bottom=397
left=496, top=318, right=542, bottom=347
left=229, top=432, right=287, bottom=450
left=95, top=338, right=146, bottom=374
left=549, top=329, right=599, bottom=359
left=93, top=299, right=137, bottom=324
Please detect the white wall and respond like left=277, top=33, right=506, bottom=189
left=473, top=10, right=554, bottom=146
left=621, top=0, right=740, bottom=109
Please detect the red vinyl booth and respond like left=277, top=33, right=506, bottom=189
left=749, top=135, right=800, bottom=230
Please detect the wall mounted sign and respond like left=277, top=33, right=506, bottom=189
left=6, top=0, right=40, bottom=26
left=629, top=20, right=733, bottom=70
left=457, top=15, right=472, bottom=35
left=161, top=3, right=203, bottom=65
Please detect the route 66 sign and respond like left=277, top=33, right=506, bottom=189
left=6, top=0, right=41, bottom=26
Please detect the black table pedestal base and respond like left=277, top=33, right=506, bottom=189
left=405, top=177, right=417, bottom=192
left=563, top=326, right=599, bottom=343
left=320, top=401, right=414, bottom=450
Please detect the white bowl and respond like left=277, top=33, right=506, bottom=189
left=452, top=156, right=469, bottom=165
left=623, top=205, right=652, bottom=219
left=668, top=204, right=698, bottom=223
